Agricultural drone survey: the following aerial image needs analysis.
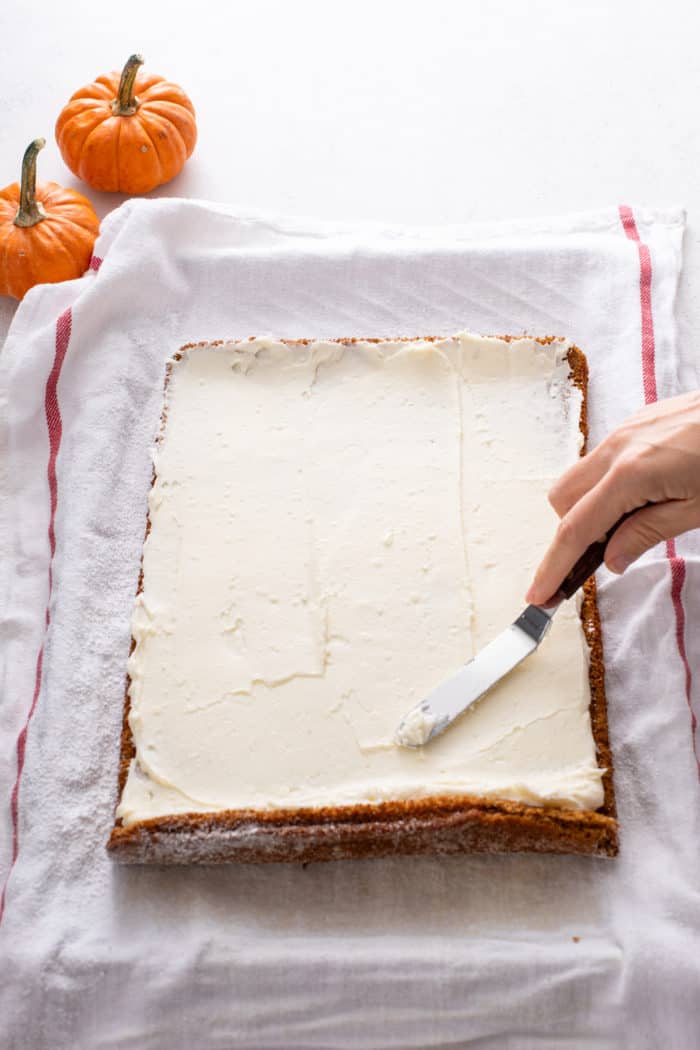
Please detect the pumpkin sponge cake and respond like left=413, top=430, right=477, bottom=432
left=108, top=333, right=617, bottom=863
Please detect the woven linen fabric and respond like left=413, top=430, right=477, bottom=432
left=0, top=199, right=697, bottom=1050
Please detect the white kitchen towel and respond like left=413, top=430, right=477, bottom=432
left=0, top=199, right=698, bottom=1050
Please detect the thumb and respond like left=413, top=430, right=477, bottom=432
left=605, top=500, right=699, bottom=574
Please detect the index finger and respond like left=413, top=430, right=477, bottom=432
left=547, top=438, right=615, bottom=517
left=525, top=474, right=628, bottom=605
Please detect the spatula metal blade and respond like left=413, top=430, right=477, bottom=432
left=395, top=605, right=554, bottom=748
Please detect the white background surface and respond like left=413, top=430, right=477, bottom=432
left=1, top=4, right=700, bottom=1045
left=2, top=4, right=700, bottom=1046
left=0, top=0, right=698, bottom=367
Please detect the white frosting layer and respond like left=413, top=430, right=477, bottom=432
left=117, top=333, right=605, bottom=825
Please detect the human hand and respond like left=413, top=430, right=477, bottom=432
left=525, top=390, right=700, bottom=606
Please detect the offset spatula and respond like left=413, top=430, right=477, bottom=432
left=394, top=513, right=634, bottom=748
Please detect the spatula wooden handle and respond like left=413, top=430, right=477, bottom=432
left=556, top=508, right=643, bottom=601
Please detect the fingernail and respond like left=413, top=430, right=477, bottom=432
left=609, top=555, right=633, bottom=575
left=525, top=585, right=537, bottom=604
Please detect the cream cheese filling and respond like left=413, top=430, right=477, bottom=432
left=117, top=333, right=605, bottom=825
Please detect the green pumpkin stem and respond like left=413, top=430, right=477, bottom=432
left=13, top=138, right=47, bottom=228
left=112, top=53, right=144, bottom=116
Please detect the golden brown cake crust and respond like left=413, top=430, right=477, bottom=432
left=108, top=335, right=618, bottom=863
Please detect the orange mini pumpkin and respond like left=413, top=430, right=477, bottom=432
left=0, top=138, right=100, bottom=300
left=55, top=54, right=197, bottom=195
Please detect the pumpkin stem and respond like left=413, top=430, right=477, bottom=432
left=112, top=53, right=144, bottom=116
left=13, top=138, right=47, bottom=228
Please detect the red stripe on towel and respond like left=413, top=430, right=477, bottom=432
left=619, top=205, right=699, bottom=778
left=619, top=205, right=657, bottom=403
left=0, top=308, right=72, bottom=924
left=667, top=540, right=696, bottom=739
